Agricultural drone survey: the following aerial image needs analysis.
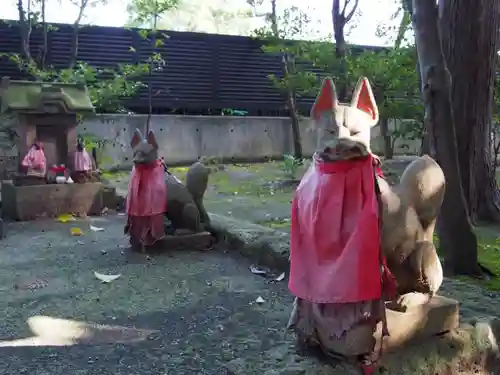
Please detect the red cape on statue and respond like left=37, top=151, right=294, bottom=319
left=126, top=160, right=167, bottom=216
left=289, top=154, right=383, bottom=304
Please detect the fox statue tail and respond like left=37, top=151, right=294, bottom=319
left=185, top=161, right=211, bottom=228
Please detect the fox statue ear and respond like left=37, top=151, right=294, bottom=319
left=146, top=130, right=158, bottom=150
left=130, top=128, right=144, bottom=149
left=311, top=77, right=338, bottom=120
left=351, top=77, right=379, bottom=127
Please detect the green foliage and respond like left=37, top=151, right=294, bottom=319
left=347, top=47, right=421, bottom=121
left=221, top=108, right=248, bottom=116
left=253, top=1, right=422, bottom=152
left=0, top=54, right=149, bottom=114
left=252, top=6, right=323, bottom=98
left=126, top=0, right=181, bottom=25
left=344, top=46, right=423, bottom=150
left=281, top=153, right=303, bottom=179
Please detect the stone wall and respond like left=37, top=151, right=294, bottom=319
left=0, top=114, right=421, bottom=173
left=77, top=114, right=421, bottom=169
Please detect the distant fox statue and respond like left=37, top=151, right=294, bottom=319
left=125, top=128, right=211, bottom=251
left=288, top=77, right=446, bottom=371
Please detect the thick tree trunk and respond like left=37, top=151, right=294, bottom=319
left=439, top=0, right=500, bottom=223
left=412, top=0, right=481, bottom=276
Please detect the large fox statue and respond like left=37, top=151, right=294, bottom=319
left=287, top=76, right=446, bottom=368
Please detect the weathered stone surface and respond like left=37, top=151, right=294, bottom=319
left=210, top=213, right=290, bottom=271
left=162, top=231, right=213, bottom=250
left=379, top=295, right=459, bottom=352
left=101, top=185, right=118, bottom=210
left=2, top=181, right=103, bottom=220
left=0, top=78, right=94, bottom=114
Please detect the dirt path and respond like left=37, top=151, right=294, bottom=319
left=0, top=215, right=293, bottom=375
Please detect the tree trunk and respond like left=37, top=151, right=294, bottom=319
left=439, top=0, right=500, bottom=223
left=41, top=0, right=47, bottom=69
left=17, top=0, right=32, bottom=60
left=380, top=117, right=393, bottom=159
left=332, top=0, right=348, bottom=100
left=270, top=0, right=302, bottom=158
left=283, top=54, right=303, bottom=158
left=412, top=0, right=481, bottom=276
left=402, top=0, right=430, bottom=156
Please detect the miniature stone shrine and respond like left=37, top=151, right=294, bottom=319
left=0, top=78, right=105, bottom=220
left=288, top=77, right=458, bottom=374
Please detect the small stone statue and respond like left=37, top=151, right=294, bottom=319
left=21, top=140, right=46, bottom=178
left=125, top=128, right=212, bottom=252
left=71, top=136, right=98, bottom=183
left=125, top=129, right=167, bottom=250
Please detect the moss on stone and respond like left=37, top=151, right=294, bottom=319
left=0, top=78, right=94, bottom=113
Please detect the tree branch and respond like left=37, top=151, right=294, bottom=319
left=340, top=0, right=351, bottom=16
left=344, top=0, right=359, bottom=24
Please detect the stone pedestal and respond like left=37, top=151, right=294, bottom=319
left=2, top=181, right=104, bottom=220
left=321, top=295, right=459, bottom=357
left=377, top=295, right=459, bottom=352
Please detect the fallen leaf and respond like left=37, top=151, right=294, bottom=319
left=255, top=296, right=265, bottom=304
left=93, top=271, right=121, bottom=283
left=70, top=227, right=83, bottom=236
left=275, top=272, right=285, bottom=281
left=249, top=265, right=266, bottom=275
left=56, top=214, right=75, bottom=223
left=90, top=225, right=104, bottom=232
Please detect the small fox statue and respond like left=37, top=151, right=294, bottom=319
left=125, top=128, right=211, bottom=251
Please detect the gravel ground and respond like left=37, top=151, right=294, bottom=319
left=0, top=215, right=294, bottom=375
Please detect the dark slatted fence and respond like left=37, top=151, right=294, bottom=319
left=0, top=21, right=384, bottom=115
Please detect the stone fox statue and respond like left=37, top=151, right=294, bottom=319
left=288, top=77, right=446, bottom=360
left=125, top=128, right=211, bottom=250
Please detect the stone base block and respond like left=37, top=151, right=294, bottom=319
left=2, top=180, right=104, bottom=220
left=323, top=295, right=459, bottom=357
left=377, top=295, right=459, bottom=353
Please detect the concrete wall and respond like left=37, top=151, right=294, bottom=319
left=77, top=114, right=421, bottom=169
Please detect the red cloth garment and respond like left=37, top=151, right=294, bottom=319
left=289, top=154, right=383, bottom=304
left=21, top=146, right=46, bottom=175
left=126, top=160, right=167, bottom=246
left=73, top=149, right=93, bottom=172
left=126, top=160, right=167, bottom=216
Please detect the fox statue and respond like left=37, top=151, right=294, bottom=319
left=288, top=77, right=446, bottom=367
left=125, top=128, right=211, bottom=251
